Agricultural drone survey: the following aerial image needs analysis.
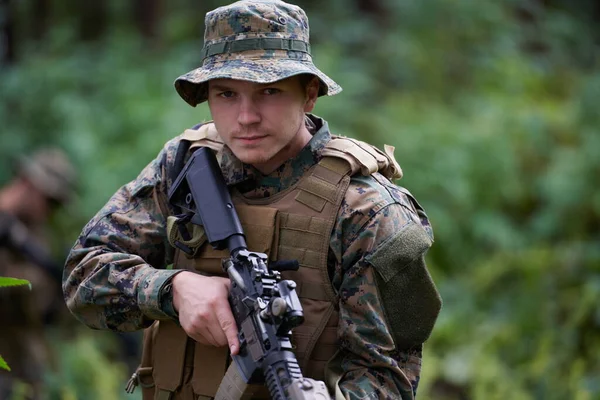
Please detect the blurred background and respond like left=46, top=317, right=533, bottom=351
left=0, top=0, right=599, bottom=399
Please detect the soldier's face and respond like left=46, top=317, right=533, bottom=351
left=16, top=179, right=52, bottom=225
left=207, top=76, right=319, bottom=174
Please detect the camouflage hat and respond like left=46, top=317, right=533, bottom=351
left=18, top=148, right=77, bottom=204
left=174, top=0, right=342, bottom=107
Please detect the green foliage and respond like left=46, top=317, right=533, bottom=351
left=0, top=277, right=31, bottom=289
left=44, top=328, right=139, bottom=400
left=1, top=0, right=598, bottom=398
left=0, top=355, right=10, bottom=372
left=0, top=277, right=30, bottom=371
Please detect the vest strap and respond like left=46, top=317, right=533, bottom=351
left=295, top=190, right=327, bottom=212
left=323, top=138, right=378, bottom=174
left=322, top=136, right=404, bottom=179
left=294, top=157, right=349, bottom=212
left=298, top=176, right=338, bottom=204
left=312, top=159, right=350, bottom=184
left=184, top=123, right=224, bottom=153
left=320, top=153, right=352, bottom=174
left=346, top=137, right=386, bottom=164
left=181, top=123, right=219, bottom=142
left=299, top=304, right=335, bottom=373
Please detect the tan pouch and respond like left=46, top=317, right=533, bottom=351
left=129, top=322, right=159, bottom=400
left=190, top=204, right=279, bottom=397
left=190, top=203, right=280, bottom=274
left=152, top=321, right=189, bottom=393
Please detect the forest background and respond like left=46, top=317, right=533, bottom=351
left=0, top=0, right=599, bottom=399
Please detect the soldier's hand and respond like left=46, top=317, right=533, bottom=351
left=172, top=271, right=240, bottom=355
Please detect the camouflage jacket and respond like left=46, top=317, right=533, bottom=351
left=64, top=115, right=440, bottom=399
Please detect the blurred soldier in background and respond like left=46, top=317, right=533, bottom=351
left=0, top=148, right=77, bottom=400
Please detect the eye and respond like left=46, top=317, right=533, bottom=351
left=219, top=91, right=235, bottom=98
left=263, top=88, right=281, bottom=95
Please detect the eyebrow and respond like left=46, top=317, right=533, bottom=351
left=209, top=84, right=234, bottom=92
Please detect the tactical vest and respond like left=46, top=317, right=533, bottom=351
left=134, top=123, right=402, bottom=400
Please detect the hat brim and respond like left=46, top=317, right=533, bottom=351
left=174, top=58, right=342, bottom=107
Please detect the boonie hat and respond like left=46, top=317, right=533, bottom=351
left=174, top=0, right=342, bottom=106
left=17, top=148, right=77, bottom=204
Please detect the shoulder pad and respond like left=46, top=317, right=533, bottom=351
left=181, top=122, right=224, bottom=153
left=322, top=135, right=403, bottom=180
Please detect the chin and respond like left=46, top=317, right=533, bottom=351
left=235, top=150, right=269, bottom=165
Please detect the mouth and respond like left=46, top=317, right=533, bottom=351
left=235, top=135, right=267, bottom=144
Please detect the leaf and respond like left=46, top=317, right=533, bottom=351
left=0, top=277, right=31, bottom=290
left=0, top=355, right=10, bottom=371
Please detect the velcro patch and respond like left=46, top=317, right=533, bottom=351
left=367, top=222, right=432, bottom=283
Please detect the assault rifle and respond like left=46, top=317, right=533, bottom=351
left=169, top=147, right=330, bottom=400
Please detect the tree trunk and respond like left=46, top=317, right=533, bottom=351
left=133, top=0, right=162, bottom=46
left=0, top=0, right=15, bottom=65
left=32, top=0, right=50, bottom=41
left=79, top=1, right=107, bottom=41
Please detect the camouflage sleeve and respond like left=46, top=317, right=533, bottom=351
left=329, top=174, right=441, bottom=400
left=63, top=138, right=183, bottom=332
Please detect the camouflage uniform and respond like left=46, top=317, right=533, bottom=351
left=0, top=148, right=76, bottom=400
left=63, top=1, right=441, bottom=399
left=65, top=115, right=440, bottom=399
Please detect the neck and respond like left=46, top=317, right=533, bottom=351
left=254, top=122, right=313, bottom=175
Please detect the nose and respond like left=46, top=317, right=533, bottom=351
left=237, top=95, right=261, bottom=126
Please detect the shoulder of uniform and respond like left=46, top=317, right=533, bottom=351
left=346, top=173, right=426, bottom=220
left=322, top=135, right=402, bottom=180
left=179, top=121, right=222, bottom=146
left=336, top=173, right=422, bottom=247
left=161, top=122, right=224, bottom=185
left=342, top=173, right=434, bottom=244
left=372, top=174, right=434, bottom=239
left=161, top=121, right=214, bottom=154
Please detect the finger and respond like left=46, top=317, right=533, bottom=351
left=190, top=331, right=213, bottom=347
left=204, top=316, right=229, bottom=348
left=204, top=327, right=223, bottom=348
left=215, top=306, right=239, bottom=355
left=181, top=311, right=217, bottom=347
left=184, top=322, right=214, bottom=346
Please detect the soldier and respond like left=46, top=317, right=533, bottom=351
left=63, top=1, right=442, bottom=399
left=0, top=147, right=77, bottom=400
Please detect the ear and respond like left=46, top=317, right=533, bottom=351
left=303, top=77, right=319, bottom=113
